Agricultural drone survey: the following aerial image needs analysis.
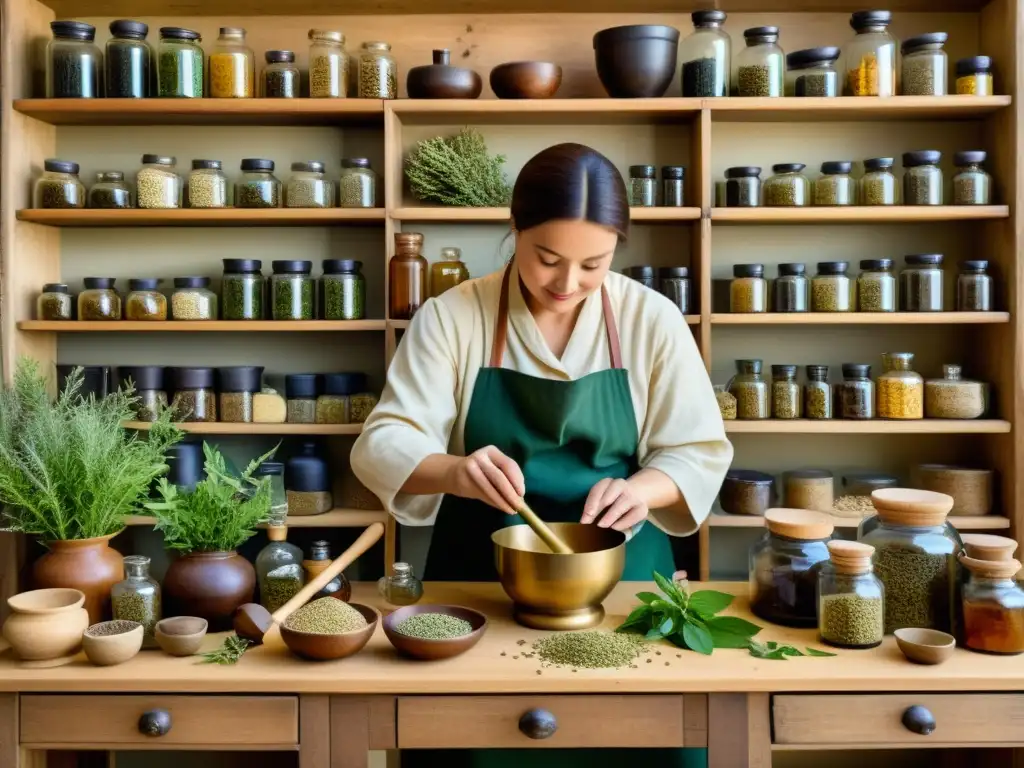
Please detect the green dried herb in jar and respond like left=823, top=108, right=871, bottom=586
left=952, top=150, right=991, bottom=205
left=221, top=258, right=264, bottom=320
left=285, top=374, right=319, bottom=424
left=771, top=364, right=801, bottom=419
left=320, top=259, right=365, bottom=320
left=764, top=163, right=810, bottom=206
left=859, top=157, right=897, bottom=205
left=857, top=259, right=896, bottom=312
left=111, top=555, right=161, bottom=648
left=37, top=283, right=73, bottom=321
left=735, top=26, right=784, bottom=97
left=263, top=50, right=299, bottom=97
left=811, top=261, right=852, bottom=312
left=316, top=373, right=365, bottom=424
left=167, top=366, right=216, bottom=422
left=118, top=366, right=167, bottom=423
left=286, top=161, right=332, bottom=208
left=358, top=41, right=397, bottom=98
left=339, top=158, right=377, bottom=208
left=271, top=260, right=315, bottom=320
left=157, top=27, right=203, bottom=97
left=89, top=171, right=132, bottom=209
left=34, top=159, right=86, bottom=209
left=236, top=158, right=281, bottom=208
left=903, top=150, right=943, bottom=206
left=78, top=277, right=121, bottom=321
left=813, top=161, right=855, bottom=206
left=818, top=541, right=884, bottom=649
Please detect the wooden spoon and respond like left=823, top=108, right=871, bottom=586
left=518, top=501, right=574, bottom=555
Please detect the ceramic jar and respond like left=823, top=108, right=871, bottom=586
left=162, top=550, right=256, bottom=631
left=2, top=588, right=89, bottom=661
left=32, top=533, right=124, bottom=624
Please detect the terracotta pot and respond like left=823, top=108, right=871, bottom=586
left=163, top=551, right=255, bottom=632
left=32, top=533, right=124, bottom=625
left=2, top=588, right=89, bottom=661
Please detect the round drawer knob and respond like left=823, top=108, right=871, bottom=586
left=518, top=708, right=558, bottom=740
left=901, top=705, right=936, bottom=736
left=138, top=709, right=172, bottom=737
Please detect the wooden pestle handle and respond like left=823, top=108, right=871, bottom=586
left=269, top=521, right=384, bottom=625
left=518, top=502, right=574, bottom=555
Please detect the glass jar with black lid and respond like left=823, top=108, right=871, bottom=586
left=857, top=259, right=896, bottom=312
left=118, top=366, right=167, bottom=422
left=217, top=366, right=264, bottom=424
left=263, top=50, right=299, bottom=98
left=903, top=150, right=943, bottom=206
left=317, top=372, right=367, bottom=424
left=167, top=366, right=216, bottom=422
left=812, top=261, right=852, bottom=312
left=236, top=158, right=281, bottom=208
left=901, top=254, right=944, bottom=312
left=272, top=260, right=315, bottom=320
left=79, top=277, right=120, bottom=321
left=805, top=365, right=831, bottom=419
left=771, top=364, right=801, bottom=419
left=628, top=166, right=656, bottom=207
left=285, top=441, right=334, bottom=516
left=106, top=20, right=150, bottom=98
left=957, top=260, right=993, bottom=311
left=222, top=259, right=264, bottom=321
left=734, top=26, right=784, bottom=97
left=286, top=161, right=332, bottom=209
left=860, top=157, right=897, bottom=205
left=901, top=32, right=948, bottom=96
left=285, top=374, right=320, bottom=424
left=157, top=27, right=204, bottom=98
left=37, top=283, right=73, bottom=321
left=321, top=259, right=366, bottom=321
left=47, top=21, right=101, bottom=98
left=725, top=166, right=761, bottom=207
left=952, top=150, right=991, bottom=205
left=89, top=171, right=132, bottom=209
left=814, top=161, right=855, bottom=206
left=187, top=160, right=228, bottom=209
left=786, top=46, right=840, bottom=97
left=728, top=359, right=769, bottom=420
left=731, top=263, right=767, bottom=313
left=661, top=166, right=685, bottom=207
left=842, top=9, right=898, bottom=97
left=838, top=363, right=875, bottom=419
left=764, top=163, right=810, bottom=207
left=171, top=276, right=217, bottom=321
left=35, top=159, right=85, bottom=209
left=680, top=9, right=731, bottom=97
left=657, top=267, right=690, bottom=314
left=624, top=265, right=656, bottom=289
left=125, top=278, right=167, bottom=321
left=773, top=263, right=809, bottom=313
left=956, top=55, right=993, bottom=96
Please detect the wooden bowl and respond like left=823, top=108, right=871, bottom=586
left=490, top=62, right=562, bottom=99
left=382, top=604, right=487, bottom=660
left=280, top=603, right=379, bottom=661
left=155, top=616, right=208, bottom=657
left=83, top=620, right=143, bottom=666
left=894, top=628, right=956, bottom=665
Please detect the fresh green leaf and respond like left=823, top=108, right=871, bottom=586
left=681, top=620, right=714, bottom=655
left=645, top=627, right=666, bottom=641
left=659, top=617, right=675, bottom=635
left=634, top=591, right=661, bottom=605
left=616, top=604, right=653, bottom=632
left=687, top=590, right=734, bottom=618
left=653, top=571, right=687, bottom=607
left=805, top=647, right=838, bottom=657
left=780, top=646, right=805, bottom=657
left=704, top=615, right=762, bottom=638
left=765, top=641, right=779, bottom=650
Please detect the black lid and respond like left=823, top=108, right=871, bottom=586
left=265, top=49, right=295, bottom=63
left=141, top=154, right=175, bottom=166
left=192, top=159, right=222, bottom=170
left=223, top=258, right=262, bottom=274
left=657, top=266, right=689, bottom=278
left=629, top=165, right=656, bottom=178
left=165, top=441, right=205, bottom=490
left=786, top=46, right=841, bottom=70
left=724, top=469, right=774, bottom=485
left=272, top=260, right=312, bottom=274
left=625, top=265, right=655, bottom=280
left=323, top=372, right=367, bottom=396
left=166, top=366, right=215, bottom=390
left=291, top=161, right=325, bottom=173
left=743, top=25, right=779, bottom=41
left=771, top=364, right=797, bottom=377
left=173, top=276, right=211, bottom=289
left=216, top=366, right=264, bottom=393
left=692, top=9, right=726, bottom=26
left=118, top=365, right=164, bottom=391
left=736, top=358, right=763, bottom=373
left=44, top=159, right=79, bottom=174
left=817, top=261, right=849, bottom=275
left=109, top=19, right=148, bottom=39
left=323, top=259, right=362, bottom=274
left=83, top=277, right=115, bottom=289
left=661, top=165, right=685, bottom=179
left=905, top=253, right=944, bottom=266
left=901, top=32, right=948, bottom=54
left=726, top=166, right=761, bottom=179
left=128, top=278, right=160, bottom=291
left=253, top=461, right=284, bottom=477
left=850, top=10, right=892, bottom=30
left=734, top=263, right=764, bottom=278
left=42, top=283, right=69, bottom=293
left=806, top=364, right=829, bottom=378
left=860, top=258, right=893, bottom=270
left=961, top=259, right=989, bottom=271
left=956, top=55, right=992, bottom=76
left=778, top=262, right=806, bottom=276
left=954, top=150, right=987, bottom=166
left=160, top=27, right=200, bottom=40
left=785, top=468, right=833, bottom=480
left=341, top=158, right=371, bottom=168
left=842, top=363, right=872, bottom=378
left=821, top=161, right=853, bottom=175
left=241, top=158, right=274, bottom=172
left=51, top=20, right=95, bottom=40
left=903, top=150, right=942, bottom=167
left=772, top=163, right=806, bottom=174
left=286, top=443, right=330, bottom=492
left=863, top=157, right=894, bottom=172
left=285, top=374, right=321, bottom=399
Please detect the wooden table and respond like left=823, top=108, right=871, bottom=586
left=2, top=582, right=1024, bottom=767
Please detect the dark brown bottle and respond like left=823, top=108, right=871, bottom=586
left=389, top=232, right=428, bottom=320
left=303, top=540, right=351, bottom=602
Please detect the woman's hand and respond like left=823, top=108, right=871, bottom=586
left=580, top=478, right=649, bottom=531
left=447, top=445, right=525, bottom=515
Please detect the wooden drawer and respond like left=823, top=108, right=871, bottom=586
left=398, top=695, right=691, bottom=749
left=774, top=694, right=1024, bottom=748
left=20, top=695, right=298, bottom=750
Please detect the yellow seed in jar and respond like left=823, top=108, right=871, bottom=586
left=209, top=52, right=252, bottom=97
left=877, top=379, right=923, bottom=419
left=310, top=55, right=347, bottom=98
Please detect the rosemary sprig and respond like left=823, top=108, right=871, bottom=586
left=199, top=634, right=250, bottom=665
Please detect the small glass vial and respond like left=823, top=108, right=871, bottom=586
left=378, top=562, right=424, bottom=607
left=272, top=260, right=315, bottom=320
left=309, top=29, right=348, bottom=98
left=171, top=277, right=217, bottom=321
left=843, top=10, right=898, bottom=97
left=838, top=363, right=875, bottom=419
left=952, top=150, right=992, bottom=205
left=187, top=160, right=228, bottom=209
left=304, top=540, right=351, bottom=602
left=957, top=260, right=993, bottom=312
left=924, top=364, right=988, bottom=419
left=857, top=259, right=896, bottom=312
left=901, top=254, right=944, bottom=312
left=317, top=373, right=366, bottom=424
left=628, top=165, right=656, bottom=207
left=901, top=33, right=948, bottom=96
left=37, top=283, right=73, bottom=321
left=254, top=469, right=306, bottom=613
left=236, top=158, right=281, bottom=208
left=106, top=20, right=150, bottom=98
left=78, top=277, right=121, bottom=321
left=35, top=159, right=85, bottom=209
left=431, top=247, right=470, bottom=297
left=786, top=46, right=840, bottom=97
left=217, top=366, right=263, bottom=423
left=47, top=20, right=101, bottom=98
left=390, top=232, right=428, bottom=320
left=962, top=556, right=1024, bottom=655
left=89, top=171, right=132, bottom=209
left=735, top=26, right=784, bottom=97
left=359, top=41, right=398, bottom=98
left=263, top=50, right=299, bottom=98
left=137, top=154, right=181, bottom=209
left=680, top=10, right=730, bottom=97
left=167, top=366, right=216, bottom=422
left=877, top=352, right=924, bottom=420
left=771, top=364, right=801, bottom=419
left=764, top=163, right=810, bottom=207
left=125, top=278, right=167, bottom=321
left=286, top=375, right=319, bottom=424
left=209, top=27, right=254, bottom=98
left=730, top=264, right=767, bottom=313
left=625, top=265, right=655, bottom=289
left=812, top=261, right=852, bottom=312
left=773, top=263, right=809, bottom=313
left=814, top=161, right=855, bottom=206
left=956, top=56, right=993, bottom=96
left=903, top=150, right=943, bottom=206
left=818, top=541, right=884, bottom=649
left=860, top=157, right=897, bottom=205
left=714, top=384, right=737, bottom=420
left=728, top=359, right=769, bottom=420
left=321, top=259, right=366, bottom=320
left=119, top=365, right=167, bottom=422
left=658, top=267, right=690, bottom=314
left=157, top=27, right=204, bottom=98
left=112, top=555, right=161, bottom=648
left=339, top=158, right=377, bottom=208
left=286, top=161, right=333, bottom=208
left=725, top=166, right=761, bottom=207
left=805, top=365, right=832, bottom=419
left=222, top=258, right=264, bottom=321
left=661, top=166, right=685, bottom=207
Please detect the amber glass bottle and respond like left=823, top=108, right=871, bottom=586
left=390, top=232, right=428, bottom=320
left=430, top=247, right=470, bottom=298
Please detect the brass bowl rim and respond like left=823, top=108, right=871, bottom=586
left=491, top=522, right=627, bottom=554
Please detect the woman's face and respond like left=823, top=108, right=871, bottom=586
left=515, top=219, right=619, bottom=315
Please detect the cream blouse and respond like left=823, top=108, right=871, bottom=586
left=350, top=263, right=733, bottom=536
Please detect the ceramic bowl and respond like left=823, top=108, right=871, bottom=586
left=83, top=620, right=144, bottom=666
left=490, top=62, right=562, bottom=99
left=155, top=616, right=208, bottom=657
left=593, top=24, right=680, bottom=98
left=2, top=588, right=89, bottom=661
left=383, top=604, right=487, bottom=661
left=280, top=603, right=379, bottom=661
left=894, top=628, right=956, bottom=665
left=407, top=49, right=482, bottom=99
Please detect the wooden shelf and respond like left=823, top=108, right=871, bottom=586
left=122, top=421, right=363, bottom=435
left=712, top=312, right=1010, bottom=325
left=726, top=420, right=1011, bottom=434
left=709, top=96, right=1012, bottom=122
left=19, top=320, right=385, bottom=332
left=390, top=206, right=701, bottom=222
left=390, top=98, right=703, bottom=125
left=125, top=508, right=387, bottom=528
left=711, top=206, right=1010, bottom=224
left=15, top=208, right=385, bottom=227
left=708, top=513, right=1010, bottom=530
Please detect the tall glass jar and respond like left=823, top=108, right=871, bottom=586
left=286, top=374, right=319, bottom=424
left=187, top=160, right=228, bottom=209
left=236, top=159, right=281, bottom=208
left=304, top=540, right=351, bottom=602
left=625, top=266, right=655, bottom=289
left=956, top=55, right=993, bottom=96
left=812, top=261, right=851, bottom=312
left=286, top=161, right=332, bottom=208
left=842, top=10, right=898, bottom=97
left=37, top=283, right=73, bottom=321
left=263, top=50, right=299, bottom=98
left=957, top=259, right=993, bottom=311
left=137, top=155, right=181, bottom=209
left=359, top=41, right=398, bottom=98
left=838, top=363, right=875, bottom=419
left=34, top=159, right=85, bottom=209
left=378, top=562, right=425, bottom=607
left=771, top=364, right=801, bottom=419
left=628, top=165, right=656, bottom=207
left=339, top=159, right=377, bottom=208
left=901, top=33, right=948, bottom=96
left=658, top=267, right=690, bottom=314
left=390, top=232, right=428, bottom=320
left=217, top=366, right=263, bottom=423
left=321, top=259, right=366, bottom=320
left=735, top=26, right=784, bottom=97
left=924, top=364, right=988, bottom=420
left=901, top=254, right=944, bottom=311
left=720, top=470, right=774, bottom=515
left=680, top=10, right=730, bottom=97
left=157, top=27, right=203, bottom=98
left=662, top=166, right=685, bottom=207
left=764, top=163, right=810, bottom=207
left=903, top=150, right=943, bottom=206
left=309, top=29, right=348, bottom=98
left=818, top=541, right=884, bottom=649
left=814, top=161, right=855, bottom=206
left=271, top=260, right=315, bottom=320
left=877, top=352, right=924, bottom=419
left=431, top=247, right=470, bottom=297
left=255, top=467, right=306, bottom=613
left=805, top=365, right=832, bottom=419
left=857, top=259, right=896, bottom=312
left=79, top=277, right=121, bottom=321
left=725, top=166, right=761, bottom=207
left=728, top=359, right=769, bottom=420
left=167, top=366, right=216, bottom=422
left=209, top=27, right=254, bottom=98
left=118, top=365, right=167, bottom=422
left=860, top=157, right=897, bottom=205
left=47, top=21, right=100, bottom=98
left=112, top=555, right=161, bottom=648
left=222, top=258, right=264, bottom=320
left=89, top=171, right=132, bottom=209
left=730, top=263, right=767, bottom=313
left=125, top=278, right=167, bottom=321
left=952, top=151, right=991, bottom=205
left=106, top=20, right=150, bottom=98
left=750, top=508, right=834, bottom=628
left=786, top=46, right=840, bottom=97
left=962, top=556, right=1024, bottom=655
left=171, top=277, right=217, bottom=321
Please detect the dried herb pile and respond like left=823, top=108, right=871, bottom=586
left=404, top=128, right=512, bottom=207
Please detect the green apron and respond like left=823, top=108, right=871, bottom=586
left=410, top=265, right=704, bottom=768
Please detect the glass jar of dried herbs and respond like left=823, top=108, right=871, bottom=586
left=903, top=150, right=944, bottom=206
left=714, top=384, right=737, bottom=420
left=956, top=55, right=993, bottom=96
left=89, top=171, right=132, bottom=209
left=812, top=261, right=852, bottom=312
left=236, top=158, right=281, bottom=208
left=923, top=364, right=988, bottom=420
left=842, top=10, right=897, bottom=97
left=187, top=160, right=228, bottom=209
left=661, top=166, right=685, bottom=207
left=764, top=163, right=810, bottom=207
left=957, top=259, right=993, bottom=311
left=308, top=29, right=348, bottom=98
left=255, top=476, right=306, bottom=613
left=157, top=27, right=203, bottom=98
left=34, top=159, right=86, bottom=209
left=818, top=541, right=884, bottom=649
left=137, top=154, right=182, bottom=209
left=724, top=166, right=761, bottom=207
left=730, top=263, right=767, bottom=312
left=783, top=469, right=834, bottom=513
left=719, top=469, right=774, bottom=516
left=222, top=258, right=264, bottom=320
left=628, top=165, right=656, bottom=207
left=106, top=19, right=150, bottom=98
left=118, top=366, right=167, bottom=422
left=286, top=161, right=333, bottom=208
left=209, top=27, right=254, bottom=98
left=350, top=391, right=379, bottom=424
left=838, top=363, right=875, bottom=419
left=804, top=365, right=831, bottom=419
left=877, top=352, right=924, bottom=420
left=952, top=150, right=991, bottom=205
left=900, top=253, right=945, bottom=312
left=679, top=10, right=730, bottom=97
left=771, top=364, right=801, bottom=419
left=734, top=26, right=784, bottom=97
left=339, top=159, right=377, bottom=208
left=358, top=41, right=398, bottom=99
left=901, top=33, right=948, bottom=96
left=785, top=46, right=840, bottom=97
left=857, top=259, right=896, bottom=312
left=317, top=372, right=366, bottom=424
left=112, top=555, right=161, bottom=648
left=285, top=374, right=320, bottom=424
left=320, top=259, right=366, bottom=320
left=216, top=366, right=264, bottom=423
left=728, top=359, right=769, bottom=419
left=125, top=278, right=167, bottom=321
left=285, top=442, right=334, bottom=516
left=78, top=277, right=121, bottom=321
left=859, top=157, right=897, bottom=205
left=624, top=265, right=655, bottom=289
left=171, top=276, right=218, bottom=321
left=657, top=267, right=690, bottom=314
left=263, top=50, right=299, bottom=98
left=773, top=263, right=809, bottom=312
left=272, top=260, right=315, bottom=320
left=813, top=161, right=855, bottom=206
left=37, top=283, right=73, bottom=321
left=167, top=366, right=216, bottom=422
left=47, top=20, right=100, bottom=98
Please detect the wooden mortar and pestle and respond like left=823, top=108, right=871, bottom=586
left=234, top=522, right=383, bottom=644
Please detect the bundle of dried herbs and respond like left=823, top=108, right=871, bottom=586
left=404, top=128, right=512, bottom=207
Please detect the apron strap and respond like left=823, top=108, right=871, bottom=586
left=490, top=263, right=623, bottom=370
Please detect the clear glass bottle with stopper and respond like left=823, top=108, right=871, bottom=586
left=303, top=540, right=351, bottom=602
left=254, top=462, right=306, bottom=613
left=111, top=555, right=161, bottom=648
left=378, top=562, right=424, bottom=606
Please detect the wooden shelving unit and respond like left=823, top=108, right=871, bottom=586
left=710, top=206, right=1010, bottom=223
left=712, top=312, right=1010, bottom=325
left=15, top=208, right=385, bottom=226
left=19, top=320, right=386, bottom=332
left=724, top=420, right=1011, bottom=434
left=122, top=421, right=363, bottom=435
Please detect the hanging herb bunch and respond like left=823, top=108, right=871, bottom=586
left=404, top=127, right=513, bottom=207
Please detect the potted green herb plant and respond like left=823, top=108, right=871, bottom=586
left=147, top=443, right=274, bottom=631
left=0, top=359, right=182, bottom=624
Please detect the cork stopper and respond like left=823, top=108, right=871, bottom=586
left=960, top=555, right=1022, bottom=580
left=267, top=524, right=287, bottom=542
left=870, top=488, right=953, bottom=527
left=962, top=534, right=1018, bottom=561
left=827, top=540, right=875, bottom=575
left=764, top=508, right=834, bottom=540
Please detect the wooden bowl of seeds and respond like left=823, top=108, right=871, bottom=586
left=382, top=604, right=487, bottom=660
left=279, top=598, right=379, bottom=661
left=82, top=620, right=144, bottom=666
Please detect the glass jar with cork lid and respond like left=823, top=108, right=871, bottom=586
left=304, top=541, right=351, bottom=602
left=167, top=366, right=216, bottom=422
left=734, top=26, right=784, bottom=97
left=390, top=232, right=428, bottom=320
left=900, top=33, right=948, bottom=96
left=771, top=365, right=801, bottom=419
left=804, top=365, right=831, bottom=419
left=431, top=247, right=470, bottom=297
left=857, top=259, right=896, bottom=312
left=924, top=364, right=988, bottom=419
left=730, top=263, right=767, bottom=313
left=308, top=29, right=348, bottom=98
left=285, top=441, right=333, bottom=516
left=818, top=541, right=884, bottom=649
left=842, top=10, right=898, bottom=97
left=903, top=150, right=943, bottom=206
left=962, top=554, right=1024, bottom=655
left=728, top=359, right=769, bottom=419
left=255, top=471, right=306, bottom=614
left=217, top=366, right=263, bottom=423
left=37, top=283, right=73, bottom=321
